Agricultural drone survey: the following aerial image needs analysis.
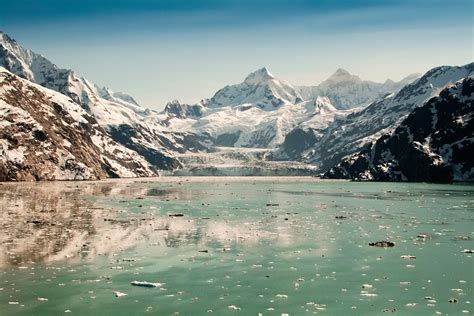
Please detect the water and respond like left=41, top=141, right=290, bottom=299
left=0, top=177, right=472, bottom=315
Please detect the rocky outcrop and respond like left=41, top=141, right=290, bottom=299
left=323, top=77, right=474, bottom=182
left=163, top=100, right=203, bottom=119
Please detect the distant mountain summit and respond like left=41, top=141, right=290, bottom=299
left=324, top=68, right=360, bottom=83
left=204, top=66, right=303, bottom=110
left=298, top=68, right=420, bottom=109
left=243, top=67, right=275, bottom=84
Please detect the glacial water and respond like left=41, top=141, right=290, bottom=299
left=0, top=177, right=472, bottom=315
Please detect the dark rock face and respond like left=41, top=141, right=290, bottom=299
left=107, top=124, right=182, bottom=170
left=215, top=132, right=242, bottom=147
left=324, top=77, right=474, bottom=182
left=164, top=100, right=203, bottom=119
left=281, top=128, right=317, bottom=159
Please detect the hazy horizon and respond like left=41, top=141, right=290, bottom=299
left=1, top=0, right=472, bottom=110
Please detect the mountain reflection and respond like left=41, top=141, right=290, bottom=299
left=0, top=180, right=304, bottom=268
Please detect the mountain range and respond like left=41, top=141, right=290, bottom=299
left=0, top=31, right=472, bottom=181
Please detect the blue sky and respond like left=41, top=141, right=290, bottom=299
left=1, top=0, right=472, bottom=109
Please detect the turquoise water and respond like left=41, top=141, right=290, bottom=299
left=0, top=178, right=473, bottom=315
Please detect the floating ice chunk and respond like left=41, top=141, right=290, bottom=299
left=130, top=281, right=164, bottom=288
left=360, top=292, right=378, bottom=297
left=228, top=305, right=241, bottom=311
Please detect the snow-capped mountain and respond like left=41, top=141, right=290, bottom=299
left=298, top=68, right=420, bottom=110
left=204, top=67, right=304, bottom=111
left=278, top=62, right=474, bottom=172
left=0, top=67, right=159, bottom=180
left=324, top=76, right=474, bottom=181
left=156, top=67, right=344, bottom=149
left=0, top=31, right=185, bottom=175
left=158, top=66, right=419, bottom=153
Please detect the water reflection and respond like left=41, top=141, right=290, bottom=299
left=0, top=180, right=318, bottom=268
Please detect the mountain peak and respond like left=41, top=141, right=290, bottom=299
left=0, top=31, right=17, bottom=47
left=244, top=67, right=274, bottom=84
left=322, top=68, right=361, bottom=85
left=332, top=68, right=351, bottom=77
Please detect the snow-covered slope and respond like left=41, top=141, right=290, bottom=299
left=324, top=76, right=474, bottom=181
left=298, top=68, right=420, bottom=110
left=0, top=31, right=148, bottom=123
left=158, top=91, right=342, bottom=149
left=0, top=68, right=159, bottom=181
left=0, top=31, right=184, bottom=173
left=278, top=62, right=474, bottom=171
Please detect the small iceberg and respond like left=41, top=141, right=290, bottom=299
left=114, top=291, right=127, bottom=297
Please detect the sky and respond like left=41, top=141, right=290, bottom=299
left=1, top=0, right=473, bottom=110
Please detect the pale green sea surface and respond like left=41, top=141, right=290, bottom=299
left=0, top=177, right=472, bottom=315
